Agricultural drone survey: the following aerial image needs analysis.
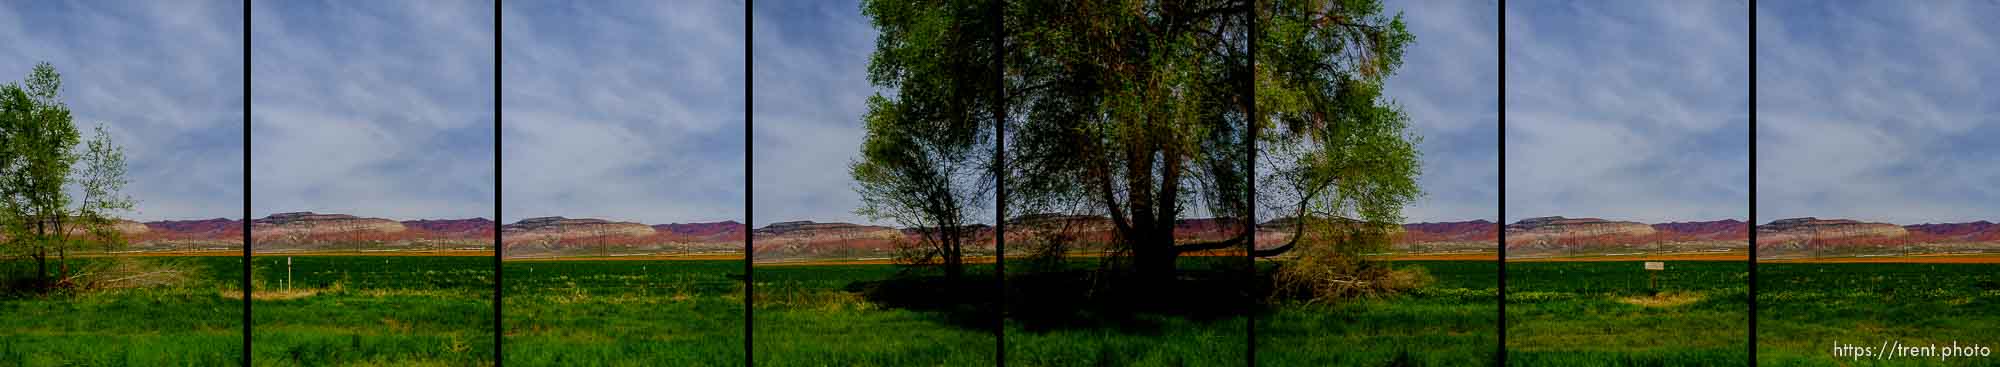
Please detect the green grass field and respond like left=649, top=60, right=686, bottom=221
left=0, top=256, right=243, bottom=366
left=503, top=259, right=744, bottom=366
left=1257, top=260, right=1498, bottom=366
left=1506, top=260, right=1750, bottom=366
left=250, top=255, right=493, bottom=366
left=1757, top=263, right=2000, bottom=367
left=50, top=257, right=1975, bottom=366
left=753, top=263, right=996, bottom=366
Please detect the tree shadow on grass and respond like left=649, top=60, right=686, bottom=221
left=1003, top=268, right=1253, bottom=335
left=846, top=265, right=1256, bottom=336
left=845, top=272, right=1000, bottom=332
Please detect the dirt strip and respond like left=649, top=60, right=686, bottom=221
left=505, top=253, right=746, bottom=262
left=249, top=250, right=495, bottom=257
left=1507, top=252, right=1749, bottom=262
left=1758, top=254, right=2000, bottom=264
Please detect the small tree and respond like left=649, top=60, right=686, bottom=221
left=0, top=63, right=135, bottom=291
left=853, top=0, right=1001, bottom=283
left=851, top=95, right=994, bottom=282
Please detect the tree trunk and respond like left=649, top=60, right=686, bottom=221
left=34, top=250, right=48, bottom=291
left=55, top=216, right=68, bottom=283
left=58, top=246, right=68, bottom=285
left=1133, top=228, right=1179, bottom=285
left=34, top=218, right=51, bottom=291
left=943, top=237, right=963, bottom=284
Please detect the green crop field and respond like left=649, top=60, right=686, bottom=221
left=753, top=263, right=996, bottom=366
left=503, top=259, right=744, bottom=366
left=1257, top=260, right=1498, bottom=366
left=0, top=256, right=243, bottom=366
left=250, top=255, right=493, bottom=366
left=1758, top=263, right=2000, bottom=367
left=1506, top=260, right=1750, bottom=365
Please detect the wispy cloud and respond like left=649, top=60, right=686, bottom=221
left=0, top=1, right=242, bottom=221
left=750, top=0, right=881, bottom=227
left=1505, top=0, right=1749, bottom=223
left=1387, top=0, right=1499, bottom=223
left=1755, top=0, right=2000, bottom=224
left=500, top=1, right=744, bottom=225
left=251, top=0, right=493, bottom=220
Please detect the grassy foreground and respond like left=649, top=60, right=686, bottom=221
left=1257, top=260, right=1498, bottom=366
left=1506, top=260, right=1750, bottom=365
left=753, top=263, right=996, bottom=366
left=0, top=256, right=243, bottom=366
left=250, top=255, right=493, bottom=366
left=503, top=259, right=744, bottom=366
left=1758, top=263, right=2000, bottom=366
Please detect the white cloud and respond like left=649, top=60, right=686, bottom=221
left=1386, top=0, right=1500, bottom=222
left=251, top=0, right=494, bottom=220
left=1504, top=0, right=1750, bottom=223
left=500, top=1, right=745, bottom=225
left=0, top=1, right=244, bottom=221
left=750, top=0, right=882, bottom=227
left=1754, top=0, right=2000, bottom=224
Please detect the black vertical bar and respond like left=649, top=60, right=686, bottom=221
left=992, top=0, right=1007, bottom=365
left=1245, top=1, right=1258, bottom=366
left=744, top=0, right=756, bottom=365
left=1495, top=0, right=1508, bottom=365
left=242, top=0, right=253, bottom=365
left=493, top=0, right=505, bottom=365
left=1746, top=0, right=1757, bottom=364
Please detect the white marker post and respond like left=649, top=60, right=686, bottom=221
left=287, top=256, right=293, bottom=292
left=1643, top=261, right=1665, bottom=289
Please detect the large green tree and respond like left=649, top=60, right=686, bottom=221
left=858, top=0, right=1420, bottom=285
left=1253, top=0, right=1421, bottom=258
left=854, top=0, right=1002, bottom=282
left=1006, top=0, right=1257, bottom=284
left=1005, top=0, right=1419, bottom=284
left=0, top=63, right=135, bottom=291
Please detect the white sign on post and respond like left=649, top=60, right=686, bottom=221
left=1643, top=261, right=1665, bottom=270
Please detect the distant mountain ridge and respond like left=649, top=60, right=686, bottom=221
left=1757, top=217, right=2000, bottom=258
left=251, top=212, right=493, bottom=252
left=127, top=218, right=242, bottom=250
left=0, top=217, right=243, bottom=251
left=500, top=217, right=742, bottom=258
left=1401, top=220, right=1500, bottom=243
left=1504, top=216, right=1748, bottom=257
left=215, top=211, right=1505, bottom=259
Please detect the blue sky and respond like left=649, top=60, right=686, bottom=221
left=0, top=1, right=242, bottom=221
left=501, top=1, right=744, bottom=225
left=251, top=0, right=493, bottom=220
left=1505, top=0, right=1750, bottom=223
left=1755, top=0, right=2000, bottom=224
left=1385, top=0, right=1499, bottom=223
left=750, top=0, right=880, bottom=227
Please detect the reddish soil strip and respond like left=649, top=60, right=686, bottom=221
left=73, top=251, right=242, bottom=258
left=249, top=250, right=495, bottom=257
left=1759, top=254, right=2000, bottom=264
left=505, top=253, right=746, bottom=262
left=757, top=256, right=999, bottom=267
left=1378, top=253, right=1499, bottom=261
left=1508, top=252, right=1749, bottom=262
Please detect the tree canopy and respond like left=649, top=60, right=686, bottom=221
left=1254, top=0, right=1421, bottom=256
left=0, top=63, right=135, bottom=291
left=853, top=0, right=1422, bottom=285
left=853, top=0, right=1002, bottom=281
left=1005, top=0, right=1258, bottom=281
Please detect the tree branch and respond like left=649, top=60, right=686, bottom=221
left=1173, top=231, right=1249, bottom=254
